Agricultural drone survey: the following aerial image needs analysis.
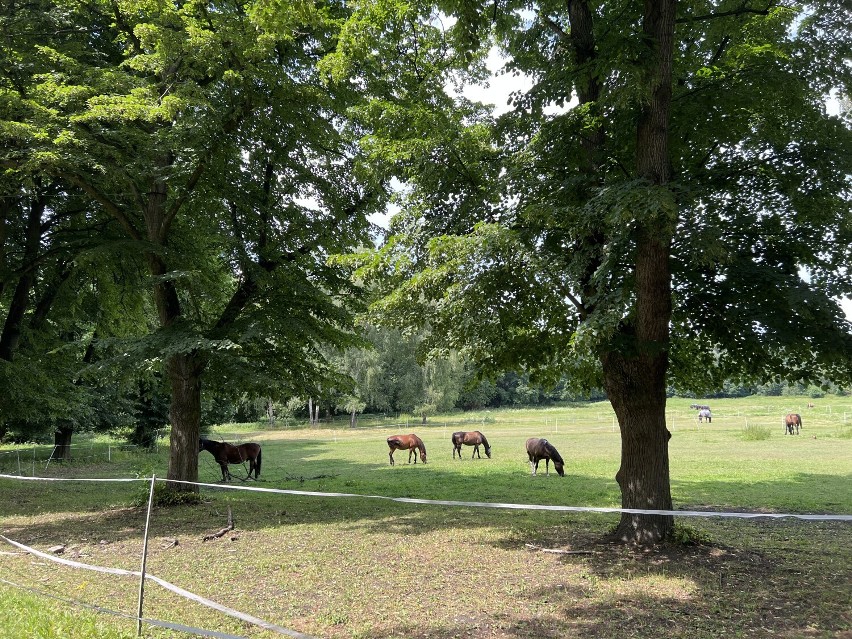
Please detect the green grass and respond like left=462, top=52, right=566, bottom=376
left=1, top=395, right=850, bottom=638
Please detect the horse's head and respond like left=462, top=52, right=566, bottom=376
left=198, top=438, right=206, bottom=452
left=553, top=459, right=565, bottom=477
left=484, top=443, right=492, bottom=458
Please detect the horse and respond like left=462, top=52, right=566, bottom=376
left=784, top=413, right=802, bottom=436
left=698, top=408, right=712, bottom=423
left=451, top=431, right=491, bottom=459
left=199, top=438, right=262, bottom=481
left=387, top=434, right=427, bottom=466
left=526, top=437, right=564, bottom=477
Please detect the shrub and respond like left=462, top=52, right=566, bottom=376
left=741, top=424, right=771, bottom=441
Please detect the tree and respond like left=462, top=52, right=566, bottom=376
left=333, top=0, right=852, bottom=543
left=2, top=1, right=380, bottom=487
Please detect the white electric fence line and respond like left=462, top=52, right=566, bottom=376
left=0, top=535, right=317, bottom=639
left=2, top=472, right=850, bottom=521
left=0, top=576, right=248, bottom=639
left=0, top=473, right=144, bottom=482
left=172, top=479, right=852, bottom=521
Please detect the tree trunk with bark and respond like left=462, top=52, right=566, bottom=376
left=52, top=425, right=73, bottom=462
left=165, top=351, right=205, bottom=490
left=600, top=0, right=678, bottom=544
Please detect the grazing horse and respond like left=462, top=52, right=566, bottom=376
left=451, top=431, right=491, bottom=459
left=784, top=413, right=802, bottom=436
left=526, top=437, right=564, bottom=477
left=199, top=438, right=262, bottom=481
left=387, top=434, right=427, bottom=465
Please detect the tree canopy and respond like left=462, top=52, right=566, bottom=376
left=2, top=0, right=383, bottom=481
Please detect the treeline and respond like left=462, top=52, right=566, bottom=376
left=2, top=312, right=847, bottom=446
left=202, top=326, right=851, bottom=426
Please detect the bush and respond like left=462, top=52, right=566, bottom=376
left=131, top=482, right=204, bottom=508
left=741, top=424, right=771, bottom=441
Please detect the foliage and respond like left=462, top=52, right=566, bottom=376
left=341, top=1, right=852, bottom=393
left=130, top=481, right=203, bottom=508
left=1, top=0, right=386, bottom=476
left=740, top=423, right=772, bottom=441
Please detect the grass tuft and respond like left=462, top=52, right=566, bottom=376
left=740, top=423, right=771, bottom=440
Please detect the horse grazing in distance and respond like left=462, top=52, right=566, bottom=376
left=387, top=434, right=427, bottom=466
left=451, top=431, right=491, bottom=459
left=199, top=438, right=262, bottom=481
left=784, top=413, right=802, bottom=435
left=526, top=438, right=564, bottom=477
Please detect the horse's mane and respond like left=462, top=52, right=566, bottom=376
left=478, top=432, right=490, bottom=448
left=544, top=440, right=563, bottom=463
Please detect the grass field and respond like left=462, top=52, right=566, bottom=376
left=0, top=395, right=850, bottom=638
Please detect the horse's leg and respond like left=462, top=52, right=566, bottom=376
left=219, top=463, right=229, bottom=482
left=545, top=459, right=550, bottom=476
left=530, top=460, right=537, bottom=476
left=409, top=448, right=415, bottom=464
left=389, top=449, right=395, bottom=466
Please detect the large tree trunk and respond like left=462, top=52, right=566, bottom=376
left=599, top=0, right=678, bottom=544
left=52, top=425, right=74, bottom=462
left=602, top=343, right=673, bottom=544
left=144, top=171, right=208, bottom=491
left=0, top=194, right=45, bottom=361
left=165, top=351, right=205, bottom=490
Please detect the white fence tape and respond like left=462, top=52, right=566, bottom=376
left=166, top=478, right=852, bottom=522
left=0, top=576, right=247, bottom=639
left=0, top=474, right=144, bottom=482
left=1, top=472, right=850, bottom=521
left=0, top=535, right=317, bottom=639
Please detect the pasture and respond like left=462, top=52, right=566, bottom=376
left=0, top=396, right=850, bottom=639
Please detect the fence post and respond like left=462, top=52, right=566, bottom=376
left=137, top=474, right=156, bottom=636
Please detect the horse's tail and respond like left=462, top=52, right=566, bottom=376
left=256, top=446, right=262, bottom=477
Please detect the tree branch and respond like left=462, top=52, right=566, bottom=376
left=676, top=5, right=773, bottom=24
left=58, top=173, right=142, bottom=241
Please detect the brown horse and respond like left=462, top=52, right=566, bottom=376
left=784, top=413, right=802, bottom=435
left=199, top=438, right=262, bottom=481
left=451, top=431, right=491, bottom=459
left=526, top=437, right=564, bottom=477
left=387, top=434, right=427, bottom=465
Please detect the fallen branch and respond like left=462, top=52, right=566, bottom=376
left=203, top=506, right=234, bottom=542
left=525, top=543, right=598, bottom=555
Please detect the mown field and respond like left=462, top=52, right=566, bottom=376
left=1, top=395, right=850, bottom=639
